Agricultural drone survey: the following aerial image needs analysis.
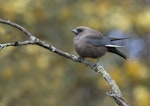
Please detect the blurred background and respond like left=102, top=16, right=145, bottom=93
left=0, top=0, right=150, bottom=106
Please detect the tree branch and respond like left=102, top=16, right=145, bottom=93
left=0, top=19, right=129, bottom=106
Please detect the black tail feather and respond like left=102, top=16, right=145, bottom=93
left=107, top=47, right=127, bottom=59
left=108, top=37, right=130, bottom=41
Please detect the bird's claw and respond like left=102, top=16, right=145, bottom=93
left=91, top=63, right=100, bottom=70
left=78, top=56, right=84, bottom=61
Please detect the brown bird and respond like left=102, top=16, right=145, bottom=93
left=72, top=26, right=128, bottom=59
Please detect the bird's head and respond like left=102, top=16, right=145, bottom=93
left=72, top=26, right=91, bottom=36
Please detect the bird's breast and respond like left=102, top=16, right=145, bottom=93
left=74, top=38, right=107, bottom=58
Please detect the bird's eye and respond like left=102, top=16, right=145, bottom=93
left=77, top=28, right=83, bottom=33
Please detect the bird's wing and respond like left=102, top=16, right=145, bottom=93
left=85, top=36, right=124, bottom=48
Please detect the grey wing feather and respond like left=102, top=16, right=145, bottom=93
left=85, top=36, right=124, bottom=47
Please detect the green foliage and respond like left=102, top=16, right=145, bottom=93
left=0, top=0, right=150, bottom=106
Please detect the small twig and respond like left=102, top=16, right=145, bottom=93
left=0, top=19, right=129, bottom=106
left=0, top=19, right=36, bottom=41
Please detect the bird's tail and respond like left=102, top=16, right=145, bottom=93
left=107, top=47, right=128, bottom=59
left=108, top=37, right=130, bottom=41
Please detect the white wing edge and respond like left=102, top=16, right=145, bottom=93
left=105, top=45, right=125, bottom=47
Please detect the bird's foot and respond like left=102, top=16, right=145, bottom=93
left=91, top=62, right=100, bottom=70
left=78, top=56, right=85, bottom=61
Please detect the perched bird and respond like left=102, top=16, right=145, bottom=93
left=72, top=26, right=128, bottom=59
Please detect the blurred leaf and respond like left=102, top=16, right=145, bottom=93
left=2, top=67, right=14, bottom=80
left=125, top=60, right=149, bottom=81
left=133, top=85, right=150, bottom=106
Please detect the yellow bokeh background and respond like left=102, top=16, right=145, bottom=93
left=0, top=0, right=150, bottom=106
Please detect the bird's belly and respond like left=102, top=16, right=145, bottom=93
left=75, top=43, right=107, bottom=58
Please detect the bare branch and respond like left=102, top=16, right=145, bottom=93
left=0, top=19, right=129, bottom=106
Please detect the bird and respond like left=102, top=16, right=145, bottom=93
left=71, top=26, right=128, bottom=60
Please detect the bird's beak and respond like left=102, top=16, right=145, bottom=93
left=72, top=29, right=78, bottom=34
